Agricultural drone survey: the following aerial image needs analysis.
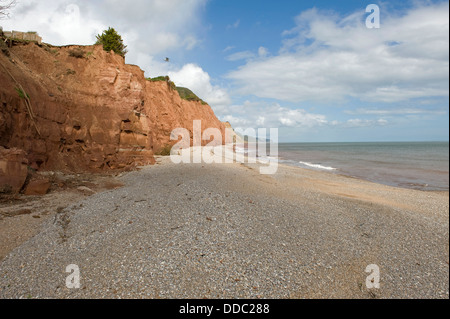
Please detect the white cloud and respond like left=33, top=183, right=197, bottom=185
left=226, top=50, right=256, bottom=61
left=226, top=47, right=269, bottom=62
left=223, top=45, right=235, bottom=52
left=277, top=107, right=328, bottom=127
left=222, top=115, right=252, bottom=127
left=258, top=46, right=269, bottom=57
left=96, top=0, right=207, bottom=55
left=227, top=19, right=240, bottom=29
left=217, top=99, right=397, bottom=133
left=218, top=100, right=328, bottom=129
left=1, top=0, right=207, bottom=56
left=345, top=107, right=447, bottom=115
left=341, top=118, right=389, bottom=128
left=227, top=3, right=449, bottom=104
left=1, top=1, right=105, bottom=45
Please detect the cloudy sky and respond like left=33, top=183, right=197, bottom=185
left=1, top=0, right=448, bottom=142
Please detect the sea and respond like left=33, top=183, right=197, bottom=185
left=274, top=142, right=449, bottom=191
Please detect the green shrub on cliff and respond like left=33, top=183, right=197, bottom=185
left=68, top=48, right=85, bottom=58
left=148, top=76, right=170, bottom=82
left=176, top=87, right=207, bottom=104
left=15, top=87, right=30, bottom=99
left=146, top=76, right=207, bottom=104
left=0, top=34, right=9, bottom=56
left=95, top=27, right=128, bottom=58
left=155, top=145, right=172, bottom=156
left=147, top=75, right=176, bottom=91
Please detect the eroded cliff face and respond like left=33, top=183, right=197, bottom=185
left=0, top=42, right=226, bottom=174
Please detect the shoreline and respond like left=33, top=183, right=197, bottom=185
left=280, top=161, right=449, bottom=193
left=217, top=143, right=449, bottom=193
left=237, top=158, right=449, bottom=222
left=0, top=152, right=448, bottom=298
left=246, top=141, right=449, bottom=192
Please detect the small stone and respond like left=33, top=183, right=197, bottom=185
left=24, top=179, right=51, bottom=196
left=77, top=186, right=95, bottom=194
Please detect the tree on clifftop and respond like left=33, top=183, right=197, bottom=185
left=95, top=27, right=128, bottom=58
left=0, top=0, right=16, bottom=19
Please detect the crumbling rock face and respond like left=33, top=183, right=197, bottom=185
left=0, top=147, right=28, bottom=194
left=0, top=43, right=226, bottom=174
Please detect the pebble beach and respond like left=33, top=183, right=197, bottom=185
left=0, top=155, right=448, bottom=299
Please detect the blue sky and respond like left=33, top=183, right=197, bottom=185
left=1, top=0, right=449, bottom=142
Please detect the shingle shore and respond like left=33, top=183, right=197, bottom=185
left=0, top=158, right=448, bottom=298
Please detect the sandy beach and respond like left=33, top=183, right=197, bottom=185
left=0, top=154, right=448, bottom=299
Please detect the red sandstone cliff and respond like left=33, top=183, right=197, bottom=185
left=0, top=42, right=226, bottom=177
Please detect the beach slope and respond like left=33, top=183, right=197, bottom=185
left=0, top=158, right=448, bottom=298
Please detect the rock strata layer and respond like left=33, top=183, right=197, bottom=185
left=0, top=43, right=226, bottom=176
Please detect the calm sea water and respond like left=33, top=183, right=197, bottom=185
left=276, top=142, right=449, bottom=191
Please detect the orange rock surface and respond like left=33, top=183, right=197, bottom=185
left=0, top=43, right=226, bottom=175
left=0, top=147, right=28, bottom=193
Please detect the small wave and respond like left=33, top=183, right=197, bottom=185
left=298, top=161, right=337, bottom=171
